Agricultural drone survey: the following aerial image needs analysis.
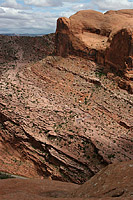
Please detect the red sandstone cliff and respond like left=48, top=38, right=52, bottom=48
left=55, top=9, right=133, bottom=92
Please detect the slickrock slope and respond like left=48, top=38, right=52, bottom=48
left=0, top=161, right=132, bottom=200
left=0, top=55, right=133, bottom=183
left=72, top=160, right=133, bottom=198
left=55, top=9, right=133, bottom=93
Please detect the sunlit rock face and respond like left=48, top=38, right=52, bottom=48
left=55, top=9, right=133, bottom=93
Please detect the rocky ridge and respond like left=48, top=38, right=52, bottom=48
left=0, top=33, right=55, bottom=76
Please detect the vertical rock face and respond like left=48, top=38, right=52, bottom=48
left=55, top=18, right=71, bottom=57
left=105, top=28, right=133, bottom=73
left=55, top=9, right=133, bottom=82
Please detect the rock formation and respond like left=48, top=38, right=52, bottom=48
left=55, top=9, right=133, bottom=92
left=0, top=9, right=133, bottom=186
left=0, top=161, right=132, bottom=200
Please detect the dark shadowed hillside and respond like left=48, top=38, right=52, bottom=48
left=0, top=33, right=55, bottom=64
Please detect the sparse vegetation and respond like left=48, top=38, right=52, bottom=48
left=0, top=35, right=132, bottom=184
left=0, top=172, right=14, bottom=179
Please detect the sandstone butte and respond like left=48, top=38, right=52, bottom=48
left=56, top=9, right=133, bottom=93
left=0, top=9, right=133, bottom=200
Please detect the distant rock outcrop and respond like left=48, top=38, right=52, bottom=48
left=0, top=33, right=55, bottom=64
left=55, top=9, right=133, bottom=92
